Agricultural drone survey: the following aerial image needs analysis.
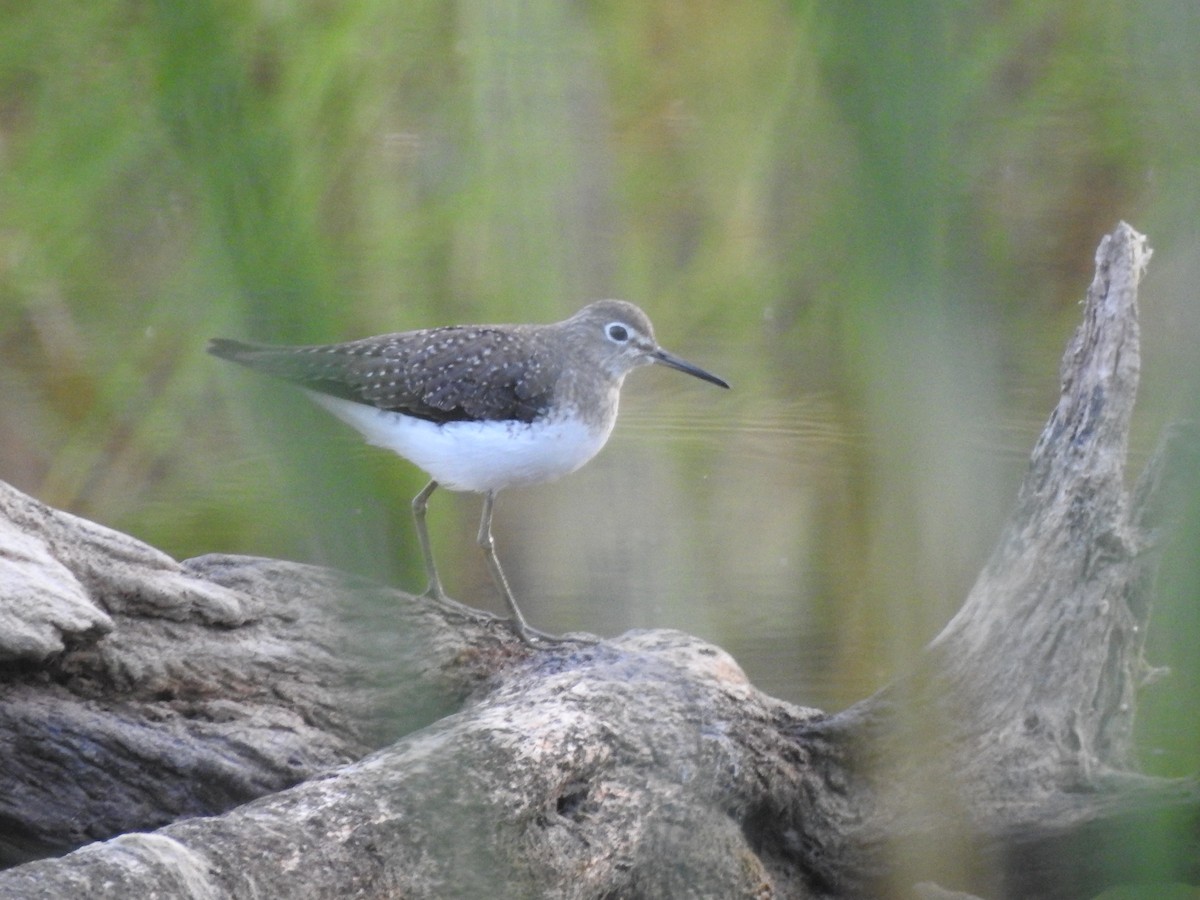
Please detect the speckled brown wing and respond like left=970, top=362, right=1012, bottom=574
left=207, top=326, right=561, bottom=424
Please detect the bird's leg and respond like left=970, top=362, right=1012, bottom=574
left=476, top=490, right=539, bottom=644
left=476, top=492, right=596, bottom=648
left=412, top=479, right=447, bottom=600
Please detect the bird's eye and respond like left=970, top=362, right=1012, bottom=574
left=606, top=323, right=629, bottom=343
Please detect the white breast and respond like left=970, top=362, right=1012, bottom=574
left=307, top=392, right=617, bottom=493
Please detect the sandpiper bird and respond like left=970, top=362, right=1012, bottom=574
left=208, top=300, right=729, bottom=645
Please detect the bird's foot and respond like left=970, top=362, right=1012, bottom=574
left=422, top=582, right=449, bottom=602
left=510, top=620, right=599, bottom=648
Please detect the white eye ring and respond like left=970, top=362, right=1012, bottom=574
left=606, top=322, right=630, bottom=343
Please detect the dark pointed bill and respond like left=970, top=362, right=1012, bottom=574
left=651, top=349, right=730, bottom=389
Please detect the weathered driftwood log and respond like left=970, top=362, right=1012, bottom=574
left=0, top=223, right=1196, bottom=898
left=0, top=485, right=520, bottom=866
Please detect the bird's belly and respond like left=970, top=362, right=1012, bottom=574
left=308, top=393, right=615, bottom=492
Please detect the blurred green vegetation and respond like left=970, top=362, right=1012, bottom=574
left=2, top=2, right=1200, bottom=889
